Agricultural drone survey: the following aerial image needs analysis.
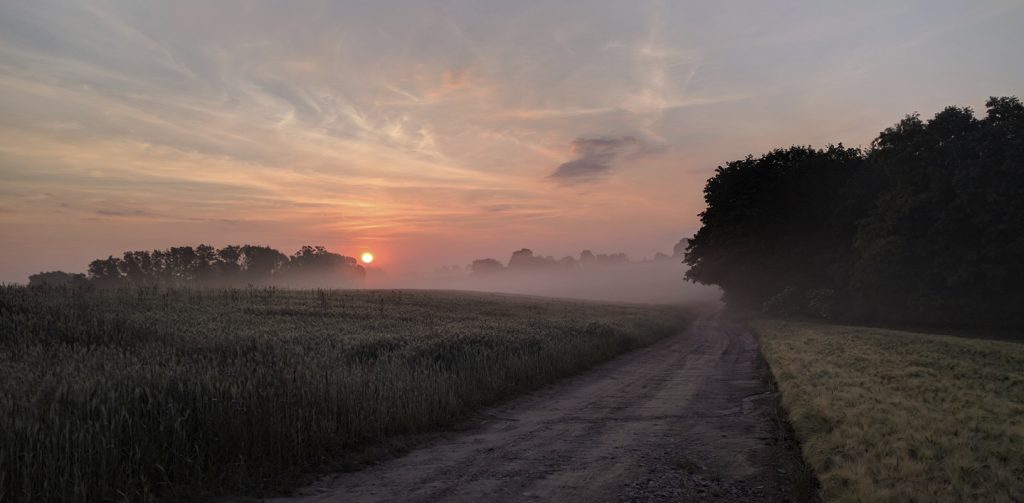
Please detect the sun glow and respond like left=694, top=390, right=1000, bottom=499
left=361, top=252, right=374, bottom=264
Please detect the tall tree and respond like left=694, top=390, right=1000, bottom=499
left=284, top=245, right=365, bottom=286
left=685, top=145, right=870, bottom=311
left=852, top=97, right=1024, bottom=325
left=238, top=245, right=288, bottom=284
left=685, top=96, right=1024, bottom=327
left=87, top=256, right=124, bottom=287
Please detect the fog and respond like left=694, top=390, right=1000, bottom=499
left=26, top=243, right=720, bottom=306
left=367, top=260, right=721, bottom=306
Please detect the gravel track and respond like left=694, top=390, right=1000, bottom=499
left=266, top=313, right=809, bottom=502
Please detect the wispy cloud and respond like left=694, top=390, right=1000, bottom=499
left=0, top=0, right=1022, bottom=282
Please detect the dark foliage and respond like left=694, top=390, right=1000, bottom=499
left=853, top=97, right=1024, bottom=326
left=508, top=248, right=561, bottom=269
left=686, top=96, right=1024, bottom=327
left=27, top=271, right=88, bottom=288
left=685, top=144, right=872, bottom=311
left=60, top=244, right=365, bottom=288
left=469, top=248, right=631, bottom=275
left=286, top=245, right=365, bottom=287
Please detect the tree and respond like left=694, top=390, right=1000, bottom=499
left=216, top=245, right=242, bottom=284
left=685, top=96, right=1024, bottom=327
left=284, top=245, right=365, bottom=286
left=508, top=248, right=558, bottom=269
left=471, top=258, right=504, bottom=275
left=685, top=144, right=871, bottom=312
left=194, top=244, right=218, bottom=284
left=28, top=271, right=87, bottom=287
left=166, top=246, right=198, bottom=284
left=88, top=256, right=124, bottom=287
left=851, top=97, right=1024, bottom=325
left=508, top=248, right=535, bottom=269
left=238, top=245, right=288, bottom=284
left=120, top=250, right=155, bottom=285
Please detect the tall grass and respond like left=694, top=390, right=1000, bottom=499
left=755, top=320, right=1024, bottom=503
left=0, top=286, right=686, bottom=502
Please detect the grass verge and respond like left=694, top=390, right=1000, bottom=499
left=753, top=319, right=1024, bottom=502
left=0, top=286, right=688, bottom=502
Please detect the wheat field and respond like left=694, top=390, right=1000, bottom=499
left=0, top=286, right=687, bottom=502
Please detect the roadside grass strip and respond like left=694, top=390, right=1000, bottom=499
left=755, top=320, right=1024, bottom=503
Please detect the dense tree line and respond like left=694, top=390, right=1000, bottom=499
left=685, top=96, right=1024, bottom=327
left=26, top=271, right=88, bottom=288
left=29, top=245, right=365, bottom=288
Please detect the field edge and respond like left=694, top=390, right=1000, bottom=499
left=746, top=319, right=824, bottom=503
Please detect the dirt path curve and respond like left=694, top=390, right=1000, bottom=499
left=268, top=313, right=809, bottom=502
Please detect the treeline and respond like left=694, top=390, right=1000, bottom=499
left=29, top=245, right=365, bottom=288
left=469, top=247, right=651, bottom=275
left=685, top=96, right=1024, bottom=328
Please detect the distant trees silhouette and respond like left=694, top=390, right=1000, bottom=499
left=35, top=244, right=365, bottom=288
left=470, top=258, right=504, bottom=275
left=287, top=245, right=364, bottom=286
left=509, top=249, right=560, bottom=269
left=685, top=96, right=1024, bottom=327
left=470, top=248, right=632, bottom=275
left=27, top=271, right=87, bottom=287
left=577, top=249, right=628, bottom=265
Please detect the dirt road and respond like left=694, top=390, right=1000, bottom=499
left=268, top=314, right=810, bottom=502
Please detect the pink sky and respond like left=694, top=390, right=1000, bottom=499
left=1, top=1, right=1022, bottom=282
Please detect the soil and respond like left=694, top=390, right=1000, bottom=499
left=263, top=313, right=816, bottom=502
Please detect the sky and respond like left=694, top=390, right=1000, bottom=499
left=1, top=0, right=1022, bottom=283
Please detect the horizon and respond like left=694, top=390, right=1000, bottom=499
left=4, top=3, right=1024, bottom=502
left=2, top=0, right=1023, bottom=283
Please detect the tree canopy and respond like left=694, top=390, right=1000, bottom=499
left=685, top=96, right=1024, bottom=327
left=39, top=244, right=365, bottom=288
left=468, top=247, right=634, bottom=276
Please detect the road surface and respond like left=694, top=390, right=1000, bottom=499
left=267, top=314, right=809, bottom=502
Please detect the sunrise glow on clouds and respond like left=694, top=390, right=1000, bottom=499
left=1, top=0, right=1022, bottom=281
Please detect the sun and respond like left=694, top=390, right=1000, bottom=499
left=360, top=252, right=374, bottom=264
